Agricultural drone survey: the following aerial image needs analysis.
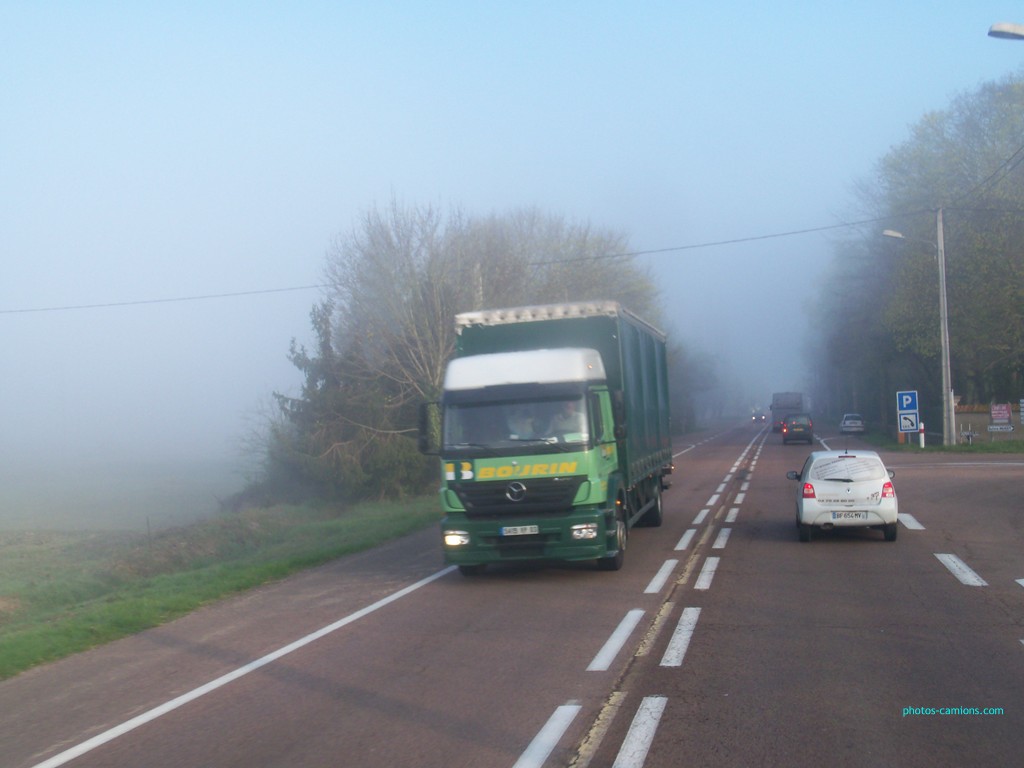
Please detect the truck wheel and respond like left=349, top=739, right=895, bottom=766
left=597, top=510, right=627, bottom=571
left=639, top=484, right=663, bottom=527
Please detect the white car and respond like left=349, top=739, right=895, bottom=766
left=786, top=450, right=898, bottom=542
left=839, top=413, right=865, bottom=434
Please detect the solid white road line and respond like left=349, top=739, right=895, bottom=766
left=935, top=553, right=988, bottom=586
left=513, top=703, right=582, bottom=768
left=674, top=528, right=696, bottom=551
left=660, top=607, right=701, bottom=667
left=30, top=566, right=457, bottom=768
left=588, top=610, right=646, bottom=672
left=694, top=556, right=720, bottom=590
left=712, top=528, right=731, bottom=550
left=898, top=513, right=925, bottom=530
left=612, top=696, right=668, bottom=768
left=645, top=560, right=679, bottom=594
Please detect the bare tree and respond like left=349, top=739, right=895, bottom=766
left=272, top=199, right=661, bottom=501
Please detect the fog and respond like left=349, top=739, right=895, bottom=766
left=3, top=4, right=1021, bottom=527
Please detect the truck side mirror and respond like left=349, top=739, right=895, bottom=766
left=418, top=402, right=441, bottom=455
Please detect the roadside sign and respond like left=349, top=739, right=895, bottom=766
left=897, top=390, right=918, bottom=412
left=991, top=403, right=1011, bottom=425
left=897, top=390, right=919, bottom=433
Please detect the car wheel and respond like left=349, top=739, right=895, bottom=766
left=799, top=523, right=812, bottom=542
left=883, top=523, right=898, bottom=542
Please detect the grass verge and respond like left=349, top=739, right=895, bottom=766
left=859, top=432, right=1024, bottom=453
left=0, top=496, right=440, bottom=681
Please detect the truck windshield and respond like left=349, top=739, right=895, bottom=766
left=443, top=396, right=590, bottom=452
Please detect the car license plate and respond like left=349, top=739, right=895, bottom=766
left=501, top=525, right=539, bottom=536
left=831, top=511, right=868, bottom=521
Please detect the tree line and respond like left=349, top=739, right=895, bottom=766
left=265, top=203, right=712, bottom=502
left=811, top=73, right=1024, bottom=431
left=260, top=71, right=1024, bottom=503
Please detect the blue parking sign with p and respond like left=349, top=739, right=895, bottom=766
left=897, top=390, right=918, bottom=412
left=896, top=390, right=919, bottom=433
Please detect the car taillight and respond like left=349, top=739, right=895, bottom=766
left=882, top=481, right=895, bottom=498
left=802, top=483, right=816, bottom=499
left=782, top=425, right=789, bottom=433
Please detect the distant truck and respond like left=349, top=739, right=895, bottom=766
left=419, top=301, right=673, bottom=575
left=770, top=391, right=809, bottom=432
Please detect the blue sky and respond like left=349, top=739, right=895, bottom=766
left=3, top=2, right=1023, bottom=470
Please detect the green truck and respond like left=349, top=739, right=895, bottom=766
left=419, top=301, right=673, bottom=575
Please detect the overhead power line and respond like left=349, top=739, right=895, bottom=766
left=0, top=284, right=329, bottom=315
left=528, top=213, right=905, bottom=266
left=952, top=140, right=1024, bottom=206
left=0, top=212, right=920, bottom=315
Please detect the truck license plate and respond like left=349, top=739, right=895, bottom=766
left=501, top=525, right=539, bottom=536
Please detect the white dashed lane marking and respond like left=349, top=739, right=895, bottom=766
left=935, top=553, right=988, bottom=586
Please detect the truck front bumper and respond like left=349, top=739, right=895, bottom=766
left=441, top=509, right=616, bottom=565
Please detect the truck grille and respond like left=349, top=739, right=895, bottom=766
left=451, top=477, right=585, bottom=517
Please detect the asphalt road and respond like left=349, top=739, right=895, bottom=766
left=2, top=423, right=1022, bottom=767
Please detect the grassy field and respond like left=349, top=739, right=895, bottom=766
left=859, top=431, right=1024, bottom=453
left=0, top=493, right=440, bottom=681
left=0, top=456, right=246, bottom=532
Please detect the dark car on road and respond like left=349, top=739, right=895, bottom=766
left=782, top=413, right=814, bottom=445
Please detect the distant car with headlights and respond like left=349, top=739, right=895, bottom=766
left=752, top=412, right=767, bottom=423
left=839, top=413, right=866, bottom=434
left=781, top=413, right=813, bottom=444
left=786, top=450, right=898, bottom=542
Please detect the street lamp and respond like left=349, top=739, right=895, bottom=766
left=883, top=209, right=954, bottom=446
left=988, top=22, right=1024, bottom=40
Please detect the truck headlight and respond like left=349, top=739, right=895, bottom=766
left=443, top=530, right=471, bottom=547
left=571, top=523, right=599, bottom=540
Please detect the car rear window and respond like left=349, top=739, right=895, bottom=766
left=808, top=455, right=886, bottom=482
